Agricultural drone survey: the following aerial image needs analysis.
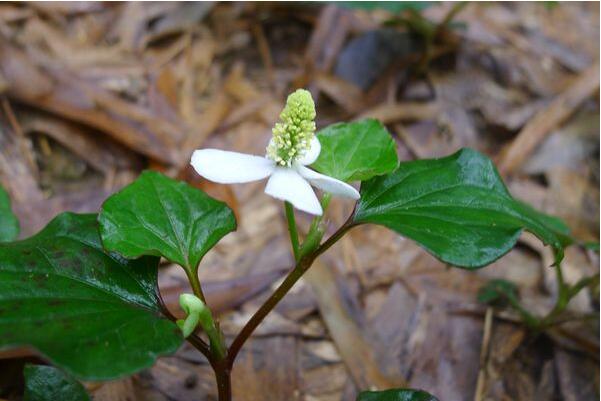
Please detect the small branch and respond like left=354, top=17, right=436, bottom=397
left=437, top=1, right=468, bottom=35
left=226, top=263, right=304, bottom=366
left=568, top=273, right=599, bottom=299
left=544, top=312, right=599, bottom=328
left=312, top=218, right=355, bottom=260
left=187, top=333, right=215, bottom=365
left=538, top=269, right=599, bottom=330
left=226, top=218, right=356, bottom=367
left=499, top=59, right=600, bottom=174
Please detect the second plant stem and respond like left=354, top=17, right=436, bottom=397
left=521, top=264, right=598, bottom=330
left=228, top=209, right=352, bottom=365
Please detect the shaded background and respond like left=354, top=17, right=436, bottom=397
left=0, top=2, right=598, bottom=400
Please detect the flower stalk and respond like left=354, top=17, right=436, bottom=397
left=285, top=201, right=301, bottom=261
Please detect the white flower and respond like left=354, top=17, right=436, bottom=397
left=190, top=89, right=359, bottom=216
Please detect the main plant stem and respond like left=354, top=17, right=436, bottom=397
left=187, top=218, right=354, bottom=401
left=214, top=359, right=232, bottom=401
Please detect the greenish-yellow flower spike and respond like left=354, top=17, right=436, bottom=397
left=266, top=89, right=316, bottom=166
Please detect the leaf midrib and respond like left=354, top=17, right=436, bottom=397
left=358, top=181, right=510, bottom=218
left=149, top=178, right=189, bottom=268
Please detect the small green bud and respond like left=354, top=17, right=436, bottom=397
left=177, top=293, right=206, bottom=338
left=266, top=89, right=316, bottom=167
left=177, top=293, right=226, bottom=358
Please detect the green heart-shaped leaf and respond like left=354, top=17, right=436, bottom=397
left=24, top=365, right=90, bottom=401
left=0, top=213, right=182, bottom=380
left=357, top=388, right=439, bottom=401
left=312, top=119, right=399, bottom=182
left=0, top=184, right=19, bottom=242
left=99, top=171, right=236, bottom=272
left=354, top=148, right=572, bottom=268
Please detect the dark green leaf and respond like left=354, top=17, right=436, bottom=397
left=357, top=388, right=439, bottom=401
left=0, top=184, right=19, bottom=242
left=0, top=213, right=182, bottom=380
left=24, top=365, right=90, bottom=401
left=478, top=279, right=519, bottom=305
left=312, top=119, right=399, bottom=182
left=99, top=171, right=236, bottom=272
left=354, top=148, right=572, bottom=268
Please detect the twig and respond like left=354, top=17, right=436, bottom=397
left=226, top=218, right=355, bottom=366
left=305, top=258, right=403, bottom=389
left=473, top=307, right=493, bottom=401
left=1, top=97, right=39, bottom=179
left=251, top=22, right=275, bottom=89
left=0, top=40, right=186, bottom=164
left=499, top=59, right=600, bottom=174
left=357, top=101, right=439, bottom=124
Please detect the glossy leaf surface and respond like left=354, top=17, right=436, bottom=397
left=24, top=365, right=90, bottom=401
left=357, top=388, right=439, bottom=401
left=0, top=213, right=182, bottom=380
left=312, top=119, right=399, bottom=182
left=354, top=148, right=571, bottom=268
left=99, top=171, right=236, bottom=272
left=0, top=184, right=19, bottom=242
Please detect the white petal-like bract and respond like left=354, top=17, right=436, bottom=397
left=296, top=165, right=360, bottom=200
left=297, top=136, right=321, bottom=166
left=191, top=149, right=275, bottom=184
left=265, top=168, right=323, bottom=215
